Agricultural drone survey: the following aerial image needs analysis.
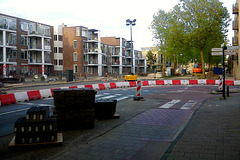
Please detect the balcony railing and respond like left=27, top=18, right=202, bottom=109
left=233, top=3, right=239, bottom=14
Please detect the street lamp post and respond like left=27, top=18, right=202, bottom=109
left=126, top=19, right=136, bottom=74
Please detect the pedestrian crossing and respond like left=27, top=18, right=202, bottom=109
left=96, top=93, right=134, bottom=101
left=159, top=99, right=197, bottom=110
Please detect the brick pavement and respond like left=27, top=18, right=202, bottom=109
left=163, top=95, right=240, bottom=160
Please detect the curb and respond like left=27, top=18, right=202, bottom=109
left=0, top=79, right=239, bottom=106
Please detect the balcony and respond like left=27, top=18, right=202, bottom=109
left=232, top=36, right=239, bottom=46
left=233, top=20, right=239, bottom=30
left=233, top=3, right=239, bottom=14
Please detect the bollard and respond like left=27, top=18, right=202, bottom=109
left=133, top=80, right=143, bottom=101
left=227, top=86, right=230, bottom=97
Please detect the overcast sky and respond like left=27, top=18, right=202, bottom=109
left=0, top=0, right=235, bottom=50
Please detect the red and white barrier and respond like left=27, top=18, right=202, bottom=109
left=136, top=80, right=142, bottom=97
left=218, top=77, right=223, bottom=91
left=1, top=79, right=240, bottom=106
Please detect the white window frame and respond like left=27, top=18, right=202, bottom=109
left=74, top=64, right=78, bottom=73
left=73, top=52, right=77, bottom=61
left=73, top=40, right=77, bottom=49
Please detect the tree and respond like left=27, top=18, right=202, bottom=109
left=179, top=0, right=231, bottom=78
left=146, top=50, right=157, bottom=69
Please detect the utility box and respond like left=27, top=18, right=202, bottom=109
left=66, top=70, right=73, bottom=82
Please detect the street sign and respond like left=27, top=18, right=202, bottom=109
left=227, top=46, right=239, bottom=50
left=211, top=52, right=223, bottom=56
left=211, top=48, right=222, bottom=52
left=225, top=50, right=236, bottom=55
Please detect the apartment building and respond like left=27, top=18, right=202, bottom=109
left=0, top=13, right=54, bottom=77
left=232, top=0, right=240, bottom=79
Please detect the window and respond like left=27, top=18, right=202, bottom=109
left=58, top=35, right=63, bottom=41
left=21, top=50, right=28, bottom=60
left=54, top=59, right=58, bottom=65
left=73, top=40, right=77, bottom=49
left=59, top=60, right=63, bottom=65
left=21, top=35, right=28, bottom=46
left=54, top=35, right=57, bottom=41
left=44, top=26, right=51, bottom=36
left=54, top=47, right=58, bottom=53
left=7, top=49, right=17, bottom=59
left=76, top=27, right=80, bottom=36
left=73, top=52, right=77, bottom=61
left=59, top=47, right=63, bottom=53
left=21, top=21, right=28, bottom=31
left=74, top=64, right=78, bottom=73
left=7, top=33, right=17, bottom=45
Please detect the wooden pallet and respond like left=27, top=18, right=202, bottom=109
left=9, top=133, right=63, bottom=147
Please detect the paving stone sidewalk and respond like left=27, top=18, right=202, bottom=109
left=163, top=95, right=240, bottom=160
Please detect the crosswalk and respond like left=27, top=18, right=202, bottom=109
left=159, top=99, right=197, bottom=110
left=96, top=93, right=134, bottom=101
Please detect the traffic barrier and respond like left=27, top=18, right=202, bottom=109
left=69, top=86, right=78, bottom=89
left=92, top=84, right=100, bottom=90
left=136, top=80, right=142, bottom=97
left=103, top=83, right=111, bottom=89
left=189, top=80, right=198, bottom=85
left=156, top=80, right=165, bottom=85
left=98, top=83, right=106, bottom=90
left=234, top=80, right=240, bottom=86
left=85, top=84, right=93, bottom=89
left=198, top=80, right=207, bottom=85
left=181, top=80, right=189, bottom=85
left=14, top=92, right=29, bottom=102
left=51, top=88, right=60, bottom=97
left=225, top=80, right=234, bottom=86
left=40, top=89, right=52, bottom=98
left=115, top=82, right=129, bottom=88
left=27, top=90, right=41, bottom=100
left=172, top=80, right=181, bottom=85
left=110, top=82, right=117, bottom=88
left=0, top=93, right=16, bottom=105
left=218, top=77, right=223, bottom=91
left=77, top=85, right=85, bottom=88
left=164, top=80, right=172, bottom=85
left=206, top=80, right=216, bottom=85
left=142, top=81, right=149, bottom=86
left=129, top=81, right=137, bottom=87
left=148, top=80, right=156, bottom=86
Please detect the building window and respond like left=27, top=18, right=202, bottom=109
left=74, top=64, right=77, bottom=73
left=7, top=33, right=17, bottom=45
left=59, top=47, right=63, bottom=53
left=59, top=60, right=63, bottom=65
left=21, top=50, right=28, bottom=60
left=54, top=35, right=57, bottom=41
left=21, top=35, right=28, bottom=46
left=58, top=35, right=63, bottom=41
left=73, top=40, right=77, bottom=49
left=20, top=21, right=28, bottom=31
left=54, top=47, right=58, bottom=53
left=76, top=27, right=80, bottom=36
left=82, top=30, right=87, bottom=37
left=54, top=59, right=58, bottom=65
left=73, top=52, right=77, bottom=61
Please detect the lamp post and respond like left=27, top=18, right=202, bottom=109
left=126, top=19, right=136, bottom=74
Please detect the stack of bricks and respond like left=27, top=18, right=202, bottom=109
left=53, top=88, right=96, bottom=129
left=14, top=106, right=57, bottom=144
left=95, top=99, right=117, bottom=119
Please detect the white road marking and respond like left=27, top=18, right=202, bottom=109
left=0, top=108, right=30, bottom=116
left=100, top=95, right=116, bottom=99
left=180, top=100, right=197, bottom=110
left=159, top=99, right=181, bottom=109
left=116, top=97, right=129, bottom=101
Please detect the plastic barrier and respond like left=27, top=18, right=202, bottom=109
left=156, top=80, right=165, bottom=85
left=181, top=80, right=189, bottom=85
left=172, top=80, right=181, bottom=85
left=225, top=80, right=234, bottom=86
left=129, top=81, right=137, bottom=87
left=27, top=90, right=41, bottom=100
left=69, top=86, right=78, bottom=88
left=189, top=80, right=198, bottom=85
left=198, top=80, right=207, bottom=85
left=103, top=83, right=111, bottom=89
left=234, top=80, right=240, bottom=86
left=164, top=80, right=173, bottom=85
left=98, top=83, right=106, bottom=90
left=85, top=84, right=93, bottom=89
left=148, top=81, right=156, bottom=86
left=110, top=82, right=117, bottom=89
left=0, top=93, right=16, bottom=106
left=14, top=92, right=29, bottom=102
left=206, top=80, right=216, bottom=85
left=40, top=89, right=52, bottom=98
left=51, top=88, right=60, bottom=97
left=115, top=82, right=129, bottom=88
left=142, top=81, right=149, bottom=86
left=77, top=85, right=85, bottom=88
left=92, top=84, right=99, bottom=90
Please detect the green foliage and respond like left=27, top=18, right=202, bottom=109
left=150, top=0, right=231, bottom=77
left=146, top=50, right=157, bottom=65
